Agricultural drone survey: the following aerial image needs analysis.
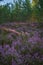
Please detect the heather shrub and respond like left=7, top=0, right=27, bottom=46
left=0, top=26, right=43, bottom=65
left=0, top=34, right=43, bottom=65
left=13, top=40, right=43, bottom=65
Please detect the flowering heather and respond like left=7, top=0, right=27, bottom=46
left=0, top=23, right=43, bottom=65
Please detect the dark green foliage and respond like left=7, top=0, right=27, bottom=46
left=0, top=0, right=43, bottom=23
left=0, top=0, right=31, bottom=23
left=0, top=4, right=11, bottom=23
left=39, top=0, right=43, bottom=22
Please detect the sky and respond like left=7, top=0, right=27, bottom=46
left=0, top=0, right=14, bottom=5
left=0, top=0, right=32, bottom=5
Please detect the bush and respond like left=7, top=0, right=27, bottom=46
left=0, top=34, right=43, bottom=65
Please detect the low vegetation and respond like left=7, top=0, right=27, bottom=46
left=0, top=0, right=43, bottom=65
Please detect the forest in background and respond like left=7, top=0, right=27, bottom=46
left=0, top=0, right=43, bottom=23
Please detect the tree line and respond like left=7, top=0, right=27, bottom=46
left=0, top=0, right=43, bottom=23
